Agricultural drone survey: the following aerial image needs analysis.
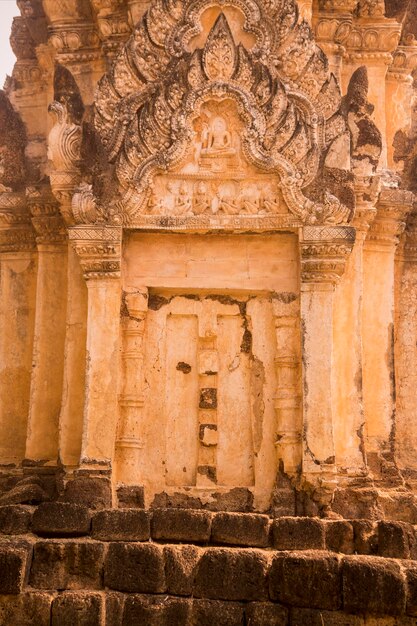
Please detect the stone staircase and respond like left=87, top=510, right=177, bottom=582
left=1, top=504, right=417, bottom=624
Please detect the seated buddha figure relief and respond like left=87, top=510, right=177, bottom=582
left=200, top=116, right=236, bottom=160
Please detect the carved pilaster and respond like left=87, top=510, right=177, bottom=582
left=395, top=205, right=417, bottom=474
left=115, top=288, right=148, bottom=483
left=70, top=225, right=122, bottom=474
left=0, top=192, right=37, bottom=466
left=48, top=22, right=101, bottom=64
left=343, top=19, right=401, bottom=66
left=330, top=176, right=380, bottom=483
left=362, top=187, right=414, bottom=477
left=25, top=186, right=68, bottom=464
left=404, top=209, right=417, bottom=263
left=42, top=0, right=104, bottom=102
left=342, top=10, right=402, bottom=166
left=300, top=225, right=355, bottom=512
left=273, top=299, right=302, bottom=478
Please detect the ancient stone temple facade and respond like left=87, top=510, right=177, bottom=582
left=2, top=0, right=417, bottom=623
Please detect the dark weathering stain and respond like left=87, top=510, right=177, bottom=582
left=177, top=362, right=192, bottom=374
left=199, top=388, right=217, bottom=409
left=148, top=294, right=172, bottom=311
left=197, top=465, right=217, bottom=483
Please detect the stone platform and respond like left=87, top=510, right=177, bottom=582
left=1, top=505, right=417, bottom=624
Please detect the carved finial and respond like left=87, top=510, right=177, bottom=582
left=9, top=16, right=36, bottom=61
left=0, top=91, right=27, bottom=192
left=53, top=63, right=85, bottom=125
left=344, top=66, right=382, bottom=176
left=48, top=101, right=82, bottom=172
left=202, top=13, right=237, bottom=81
left=72, top=182, right=98, bottom=223
left=48, top=65, right=84, bottom=174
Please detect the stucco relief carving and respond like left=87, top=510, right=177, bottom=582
left=145, top=100, right=286, bottom=219
left=94, top=0, right=358, bottom=227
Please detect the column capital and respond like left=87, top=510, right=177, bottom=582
left=27, top=185, right=67, bottom=246
left=313, top=10, right=353, bottom=49
left=387, top=44, right=417, bottom=84
left=69, top=224, right=122, bottom=280
left=342, top=11, right=401, bottom=67
left=90, top=0, right=131, bottom=60
left=366, top=187, right=414, bottom=249
left=0, top=191, right=36, bottom=254
left=301, top=225, right=356, bottom=287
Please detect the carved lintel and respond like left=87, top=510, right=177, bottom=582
left=0, top=192, right=36, bottom=254
left=69, top=224, right=122, bottom=280
left=301, top=225, right=356, bottom=286
left=95, top=1, right=354, bottom=228
left=366, top=187, right=414, bottom=248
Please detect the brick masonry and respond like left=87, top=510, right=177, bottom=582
left=1, top=505, right=417, bottom=623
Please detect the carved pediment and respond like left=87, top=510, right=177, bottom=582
left=94, top=0, right=358, bottom=227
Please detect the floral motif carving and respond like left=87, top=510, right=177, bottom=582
left=48, top=101, right=82, bottom=172
left=301, top=225, right=356, bottom=284
left=203, top=14, right=236, bottom=80
left=69, top=225, right=122, bottom=279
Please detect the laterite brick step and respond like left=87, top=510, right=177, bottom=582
left=1, top=505, right=417, bottom=624
left=1, top=503, right=417, bottom=558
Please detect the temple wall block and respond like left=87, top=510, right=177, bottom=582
left=1, top=0, right=417, bottom=519
left=24, top=188, right=68, bottom=465
left=361, top=188, right=413, bottom=478
left=0, top=193, right=37, bottom=467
